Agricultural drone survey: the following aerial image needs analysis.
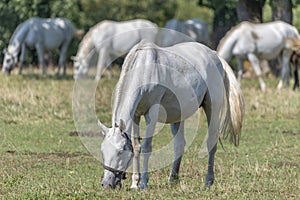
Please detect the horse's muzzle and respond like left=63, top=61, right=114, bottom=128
left=2, top=67, right=12, bottom=75
left=101, top=175, right=122, bottom=189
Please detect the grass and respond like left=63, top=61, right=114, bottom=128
left=0, top=67, right=299, bottom=199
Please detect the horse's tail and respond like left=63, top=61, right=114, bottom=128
left=219, top=56, right=245, bottom=146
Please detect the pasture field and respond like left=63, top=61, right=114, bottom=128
left=0, top=68, right=299, bottom=199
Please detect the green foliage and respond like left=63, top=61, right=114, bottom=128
left=78, top=0, right=177, bottom=28
left=174, top=0, right=214, bottom=30
left=2, top=0, right=300, bottom=65
left=0, top=0, right=177, bottom=64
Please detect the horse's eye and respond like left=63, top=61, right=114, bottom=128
left=118, top=150, right=124, bottom=155
left=6, top=58, right=11, bottom=63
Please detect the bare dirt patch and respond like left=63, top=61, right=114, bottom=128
left=282, top=130, right=300, bottom=136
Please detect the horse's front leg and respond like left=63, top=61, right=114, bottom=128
left=139, top=112, right=158, bottom=189
left=278, top=49, right=293, bottom=89
left=35, top=44, right=45, bottom=74
left=237, top=58, right=244, bottom=84
left=248, top=53, right=266, bottom=91
left=131, top=115, right=141, bottom=189
left=96, top=49, right=108, bottom=81
left=19, top=44, right=26, bottom=74
left=168, top=121, right=185, bottom=182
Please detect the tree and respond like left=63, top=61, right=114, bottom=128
left=0, top=0, right=178, bottom=64
left=236, top=0, right=265, bottom=23
left=198, top=0, right=238, bottom=49
left=270, top=0, right=293, bottom=23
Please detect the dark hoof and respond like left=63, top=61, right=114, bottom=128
left=168, top=174, right=179, bottom=182
left=139, top=183, right=148, bottom=190
left=205, top=180, right=214, bottom=189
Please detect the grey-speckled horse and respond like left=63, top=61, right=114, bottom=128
left=98, top=40, right=245, bottom=189
left=2, top=17, right=78, bottom=75
left=157, top=18, right=209, bottom=47
left=217, top=21, right=300, bottom=91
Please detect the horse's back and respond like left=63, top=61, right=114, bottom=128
left=161, top=19, right=209, bottom=45
left=92, top=19, right=158, bottom=52
left=24, top=17, right=75, bottom=49
left=121, top=41, right=224, bottom=122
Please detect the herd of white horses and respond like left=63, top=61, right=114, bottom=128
left=2, top=17, right=299, bottom=189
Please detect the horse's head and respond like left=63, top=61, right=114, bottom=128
left=71, top=56, right=88, bottom=79
left=2, top=48, right=18, bottom=74
left=98, top=119, right=133, bottom=189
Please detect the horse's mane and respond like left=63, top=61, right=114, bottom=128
left=112, top=41, right=146, bottom=125
left=217, top=21, right=252, bottom=51
left=77, top=27, right=95, bottom=57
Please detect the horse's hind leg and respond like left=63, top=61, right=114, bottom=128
left=168, top=121, right=185, bottom=182
left=294, top=64, right=299, bottom=90
left=278, top=49, right=293, bottom=89
left=237, top=58, right=244, bottom=83
left=248, top=53, right=266, bottom=91
left=35, top=44, right=45, bottom=74
left=202, top=95, right=222, bottom=188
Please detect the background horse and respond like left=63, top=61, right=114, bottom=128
left=97, top=40, right=245, bottom=189
left=217, top=21, right=300, bottom=91
left=290, top=51, right=300, bottom=90
left=2, top=17, right=79, bottom=75
left=157, top=18, right=209, bottom=47
left=72, top=19, right=158, bottom=80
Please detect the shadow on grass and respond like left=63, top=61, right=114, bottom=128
left=21, top=73, right=74, bottom=81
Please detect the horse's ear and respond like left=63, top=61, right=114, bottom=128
left=98, top=120, right=108, bottom=137
left=119, top=119, right=126, bottom=133
left=71, top=56, right=77, bottom=61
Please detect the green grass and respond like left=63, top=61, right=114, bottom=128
left=0, top=68, right=300, bottom=199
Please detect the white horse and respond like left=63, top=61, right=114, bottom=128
left=72, top=19, right=158, bottom=80
left=2, top=17, right=79, bottom=75
left=157, top=18, right=209, bottom=47
left=217, top=21, right=300, bottom=91
left=97, top=40, right=245, bottom=189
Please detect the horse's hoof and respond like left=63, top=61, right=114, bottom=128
left=130, top=184, right=139, bottom=190
left=168, top=174, right=179, bottom=183
left=139, top=183, right=148, bottom=190
left=205, top=180, right=214, bottom=189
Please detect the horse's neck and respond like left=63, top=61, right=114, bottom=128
left=217, top=31, right=238, bottom=60
left=9, top=22, right=30, bottom=54
left=77, top=33, right=95, bottom=59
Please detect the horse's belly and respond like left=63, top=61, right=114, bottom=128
left=43, top=32, right=64, bottom=49
left=256, top=41, right=283, bottom=59
left=159, top=96, right=201, bottom=124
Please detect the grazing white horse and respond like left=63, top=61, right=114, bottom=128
left=157, top=18, right=209, bottom=47
left=98, top=40, right=245, bottom=189
left=2, top=17, right=78, bottom=75
left=72, top=19, right=158, bottom=80
left=217, top=21, right=300, bottom=91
